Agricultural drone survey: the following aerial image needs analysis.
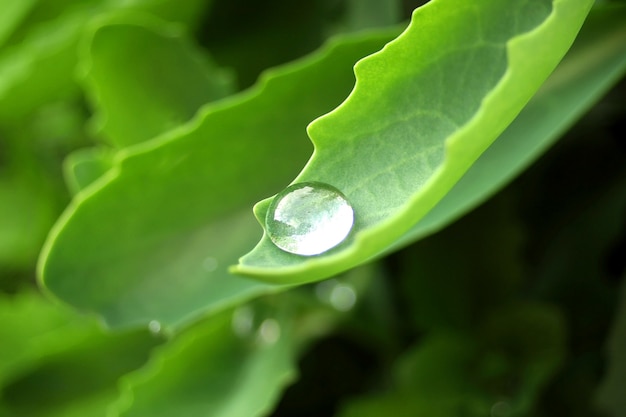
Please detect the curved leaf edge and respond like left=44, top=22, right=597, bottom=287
left=390, top=4, right=626, bottom=251
left=233, top=0, right=594, bottom=283
left=107, top=310, right=299, bottom=417
left=36, top=26, right=402, bottom=315
left=77, top=11, right=189, bottom=146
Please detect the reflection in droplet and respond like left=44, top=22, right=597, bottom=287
left=490, top=401, right=512, bottom=417
left=231, top=306, right=255, bottom=338
left=258, top=318, right=281, bottom=345
left=266, top=182, right=354, bottom=256
left=202, top=257, right=218, bottom=272
left=148, top=320, right=161, bottom=334
left=315, top=279, right=358, bottom=312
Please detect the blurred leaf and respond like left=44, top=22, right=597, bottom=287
left=0, top=0, right=37, bottom=47
left=0, top=290, right=160, bottom=417
left=235, top=0, right=594, bottom=284
left=200, top=0, right=351, bottom=89
left=527, top=161, right=626, bottom=416
left=0, top=6, right=86, bottom=123
left=0, top=136, right=60, bottom=269
left=0, top=176, right=57, bottom=268
left=103, top=0, right=211, bottom=31
left=63, top=147, right=114, bottom=195
left=111, top=308, right=297, bottom=417
left=338, top=304, right=565, bottom=417
left=39, top=29, right=398, bottom=330
left=81, top=15, right=234, bottom=147
left=397, top=193, right=524, bottom=332
left=0, top=0, right=212, bottom=123
left=392, top=2, right=626, bottom=249
left=597, top=279, right=626, bottom=417
left=342, top=0, right=401, bottom=31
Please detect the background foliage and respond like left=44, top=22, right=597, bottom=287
left=1, top=0, right=625, bottom=416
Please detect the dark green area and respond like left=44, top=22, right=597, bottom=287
left=0, top=0, right=624, bottom=416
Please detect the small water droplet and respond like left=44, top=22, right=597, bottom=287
left=148, top=320, right=161, bottom=334
left=231, top=306, right=255, bottom=338
left=266, top=182, right=354, bottom=256
left=491, top=401, right=512, bottom=417
left=202, top=257, right=218, bottom=272
left=315, top=279, right=357, bottom=311
left=329, top=283, right=357, bottom=311
left=257, top=318, right=281, bottom=345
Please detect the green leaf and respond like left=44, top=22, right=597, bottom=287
left=596, top=280, right=626, bottom=417
left=39, top=29, right=398, bottom=329
left=0, top=137, right=60, bottom=269
left=0, top=176, right=57, bottom=268
left=338, top=303, right=566, bottom=417
left=398, top=192, right=524, bottom=332
left=0, top=290, right=159, bottom=417
left=63, top=147, right=114, bottom=195
left=0, top=0, right=37, bottom=47
left=341, top=0, right=401, bottom=32
left=393, top=1, right=626, bottom=249
left=111, top=308, right=296, bottom=417
left=81, top=15, right=234, bottom=147
left=0, top=6, right=86, bottom=123
left=103, top=0, right=212, bottom=30
left=235, top=0, right=595, bottom=283
left=0, top=0, right=213, bottom=123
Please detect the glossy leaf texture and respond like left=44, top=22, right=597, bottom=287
left=39, top=26, right=399, bottom=330
left=235, top=0, right=595, bottom=283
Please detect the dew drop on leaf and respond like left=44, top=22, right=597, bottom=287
left=202, top=256, right=218, bottom=272
left=148, top=320, right=162, bottom=334
left=257, top=318, right=281, bottom=346
left=315, top=279, right=358, bottom=311
left=265, top=182, right=354, bottom=256
left=231, top=305, right=255, bottom=338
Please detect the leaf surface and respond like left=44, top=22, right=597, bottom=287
left=0, top=0, right=36, bottom=47
left=111, top=308, right=296, bottom=417
left=235, top=0, right=595, bottom=283
left=394, top=2, right=626, bottom=249
left=81, top=16, right=234, bottom=147
left=63, top=147, right=114, bottom=195
left=39, top=29, right=399, bottom=329
left=0, top=291, right=159, bottom=417
left=596, top=280, right=626, bottom=417
left=0, top=0, right=211, bottom=123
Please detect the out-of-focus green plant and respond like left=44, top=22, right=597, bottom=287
left=1, top=0, right=625, bottom=416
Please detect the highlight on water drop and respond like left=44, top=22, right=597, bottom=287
left=257, top=318, right=281, bottom=346
left=148, top=320, right=162, bottom=334
left=265, top=182, right=354, bottom=256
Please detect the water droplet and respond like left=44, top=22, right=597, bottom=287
left=202, top=257, right=218, bottom=272
left=257, top=318, right=281, bottom=345
left=329, top=283, right=357, bottom=311
left=266, top=182, right=354, bottom=256
left=490, top=401, right=512, bottom=417
left=231, top=306, right=255, bottom=338
left=315, top=279, right=357, bottom=311
left=148, top=320, right=161, bottom=334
